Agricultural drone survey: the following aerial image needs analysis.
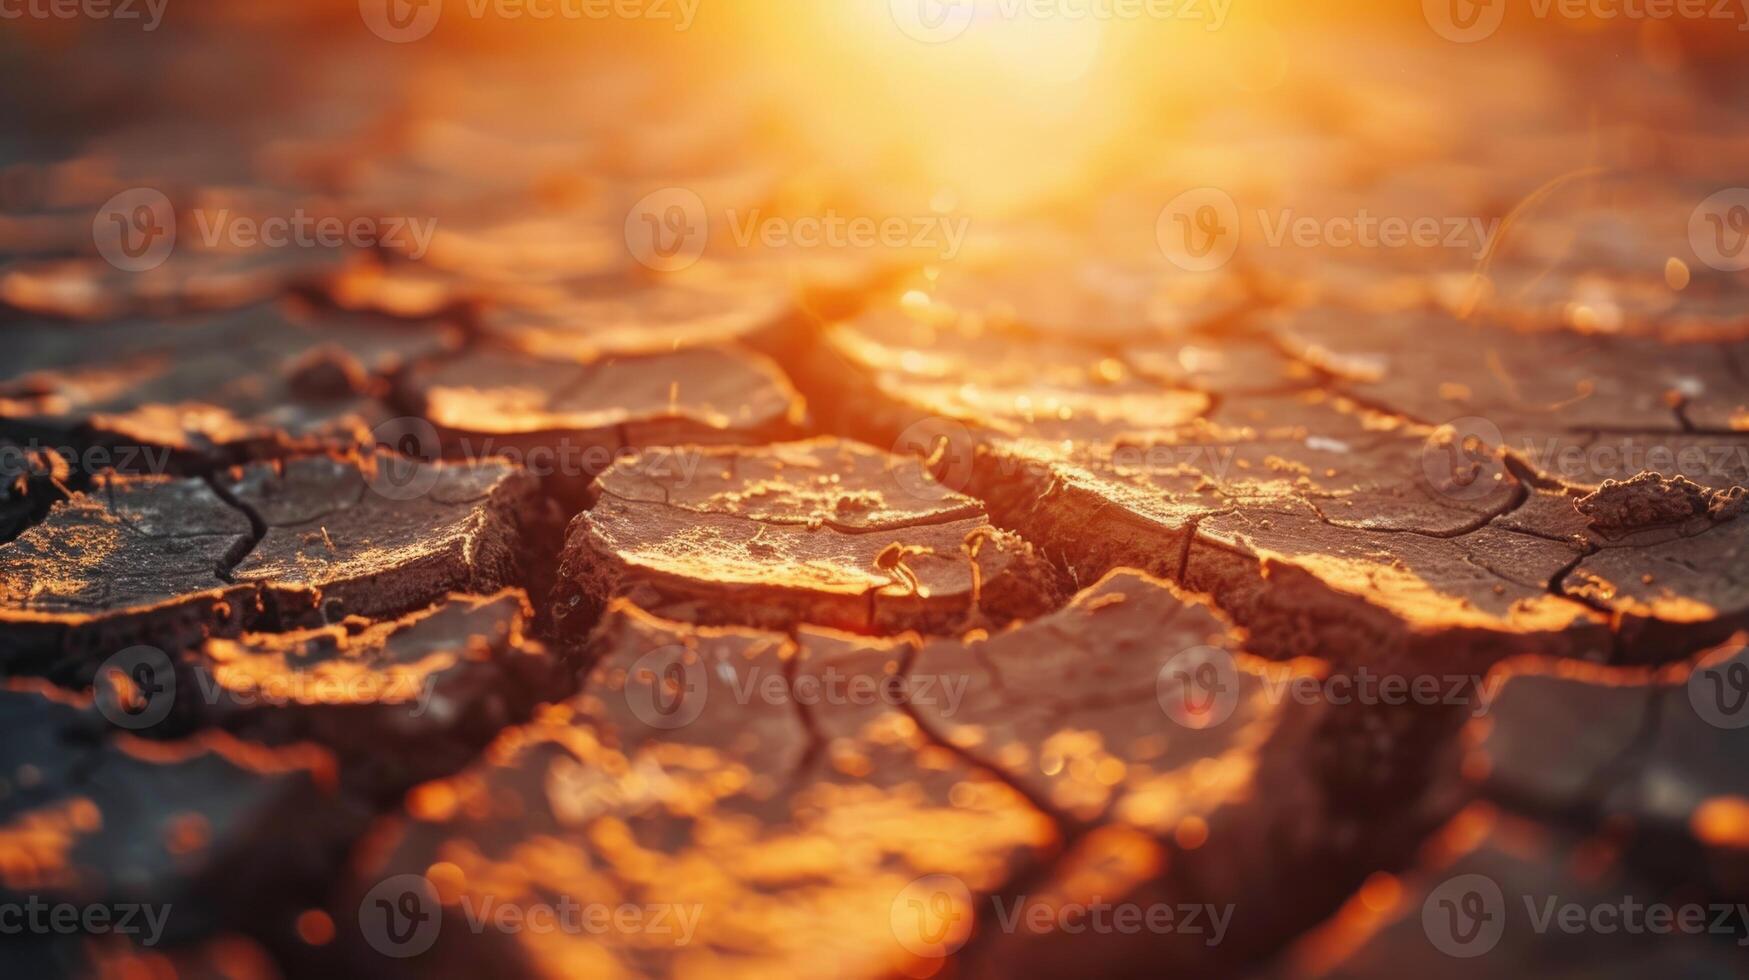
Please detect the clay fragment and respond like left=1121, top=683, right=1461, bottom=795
left=0, top=473, right=259, bottom=681
left=1275, top=804, right=1746, bottom=978
left=1473, top=635, right=1749, bottom=899
left=0, top=440, right=70, bottom=541
left=0, top=306, right=460, bottom=468
left=396, top=342, right=804, bottom=502
left=0, top=682, right=363, bottom=962
left=222, top=451, right=544, bottom=624
left=139, top=591, right=563, bottom=800
left=0, top=453, right=544, bottom=683
left=1575, top=472, right=1738, bottom=533
left=331, top=601, right=1056, bottom=978
left=553, top=438, right=1065, bottom=636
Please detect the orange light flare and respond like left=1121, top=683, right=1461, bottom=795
left=735, top=1, right=1293, bottom=218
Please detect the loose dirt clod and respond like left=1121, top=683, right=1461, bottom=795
left=552, top=438, right=1066, bottom=637
left=1575, top=472, right=1732, bottom=533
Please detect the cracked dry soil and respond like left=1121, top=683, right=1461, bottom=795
left=4, top=25, right=1749, bottom=980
